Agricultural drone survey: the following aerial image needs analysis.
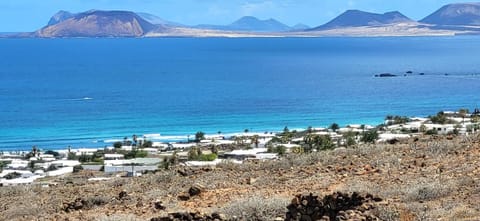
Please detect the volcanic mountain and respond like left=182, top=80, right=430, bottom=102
left=37, top=10, right=161, bottom=37
left=313, top=10, right=414, bottom=30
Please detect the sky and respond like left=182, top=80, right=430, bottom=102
left=0, top=0, right=472, bottom=32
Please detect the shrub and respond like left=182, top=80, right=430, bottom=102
left=113, top=142, right=122, bottom=149
left=46, top=164, right=58, bottom=172
left=0, top=161, right=7, bottom=172
left=361, top=130, right=378, bottom=143
left=199, top=153, right=218, bottom=161
left=405, top=180, right=452, bottom=202
left=188, top=147, right=202, bottom=160
left=67, top=152, right=78, bottom=160
left=290, top=146, right=304, bottom=154
left=97, top=214, right=142, bottom=221
left=268, top=145, right=287, bottom=156
left=343, top=132, right=357, bottom=147
left=385, top=115, right=410, bottom=125
left=121, top=150, right=148, bottom=159
left=134, top=150, right=148, bottom=158
left=275, top=145, right=287, bottom=156
left=219, top=196, right=289, bottom=220
left=429, top=111, right=454, bottom=124
left=195, top=131, right=205, bottom=142
left=329, top=123, right=340, bottom=132
left=142, top=140, right=153, bottom=148
left=425, top=129, right=438, bottom=135
left=73, top=165, right=83, bottom=173
left=4, top=172, right=22, bottom=180
left=420, top=124, right=427, bottom=133
left=78, top=153, right=93, bottom=163
left=304, top=134, right=335, bottom=152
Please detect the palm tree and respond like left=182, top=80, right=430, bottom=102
left=303, top=134, right=316, bottom=152
left=329, top=123, right=340, bottom=132
left=251, top=135, right=260, bottom=148
left=132, top=134, right=138, bottom=151
left=307, top=126, right=313, bottom=134
left=459, top=108, right=469, bottom=124
left=32, top=146, right=37, bottom=156
left=234, top=136, right=245, bottom=146
left=195, top=131, right=205, bottom=143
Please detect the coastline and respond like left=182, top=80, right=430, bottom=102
left=2, top=108, right=478, bottom=152
left=0, top=121, right=387, bottom=152
left=0, top=111, right=457, bottom=152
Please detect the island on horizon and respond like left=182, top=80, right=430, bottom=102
left=2, top=2, right=480, bottom=38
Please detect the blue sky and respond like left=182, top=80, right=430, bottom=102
left=0, top=0, right=471, bottom=31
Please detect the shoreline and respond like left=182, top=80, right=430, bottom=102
left=0, top=118, right=388, bottom=152
left=2, top=107, right=478, bottom=152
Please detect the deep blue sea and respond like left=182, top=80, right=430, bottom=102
left=1, top=37, right=480, bottom=151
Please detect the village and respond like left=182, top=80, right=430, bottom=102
left=1, top=109, right=479, bottom=187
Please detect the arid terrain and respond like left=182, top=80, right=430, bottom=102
left=1, top=134, right=479, bottom=221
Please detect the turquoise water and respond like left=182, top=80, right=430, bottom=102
left=1, top=37, right=480, bottom=150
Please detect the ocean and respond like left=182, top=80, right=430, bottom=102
left=1, top=36, right=479, bottom=151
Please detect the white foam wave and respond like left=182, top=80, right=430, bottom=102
left=103, top=139, right=122, bottom=143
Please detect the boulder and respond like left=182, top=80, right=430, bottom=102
left=285, top=192, right=382, bottom=221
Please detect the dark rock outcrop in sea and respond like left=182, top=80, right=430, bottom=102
left=375, top=73, right=397, bottom=77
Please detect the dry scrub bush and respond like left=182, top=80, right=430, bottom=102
left=448, top=205, right=480, bottom=220
left=96, top=214, right=142, bottom=221
left=424, top=140, right=459, bottom=156
left=83, top=195, right=110, bottom=209
left=218, top=195, right=289, bottom=221
left=1, top=204, right=43, bottom=221
left=0, top=185, right=40, bottom=197
left=404, top=178, right=453, bottom=202
left=372, top=205, right=401, bottom=221
left=334, top=180, right=378, bottom=194
left=0, top=185, right=46, bottom=220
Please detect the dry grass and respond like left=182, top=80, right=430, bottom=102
left=218, top=195, right=289, bottom=221
left=96, top=214, right=143, bottom=221
left=404, top=179, right=453, bottom=202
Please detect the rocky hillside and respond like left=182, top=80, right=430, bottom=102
left=421, top=3, right=480, bottom=26
left=47, top=10, right=75, bottom=26
left=1, top=134, right=479, bottom=220
left=37, top=10, right=161, bottom=37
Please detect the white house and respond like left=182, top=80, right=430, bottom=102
left=424, top=124, right=456, bottom=135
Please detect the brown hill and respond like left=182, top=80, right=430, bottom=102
left=1, top=134, right=480, bottom=220
left=37, top=10, right=162, bottom=37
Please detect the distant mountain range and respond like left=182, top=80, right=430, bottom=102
left=7, top=2, right=480, bottom=38
left=196, top=16, right=301, bottom=32
left=136, top=12, right=186, bottom=27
